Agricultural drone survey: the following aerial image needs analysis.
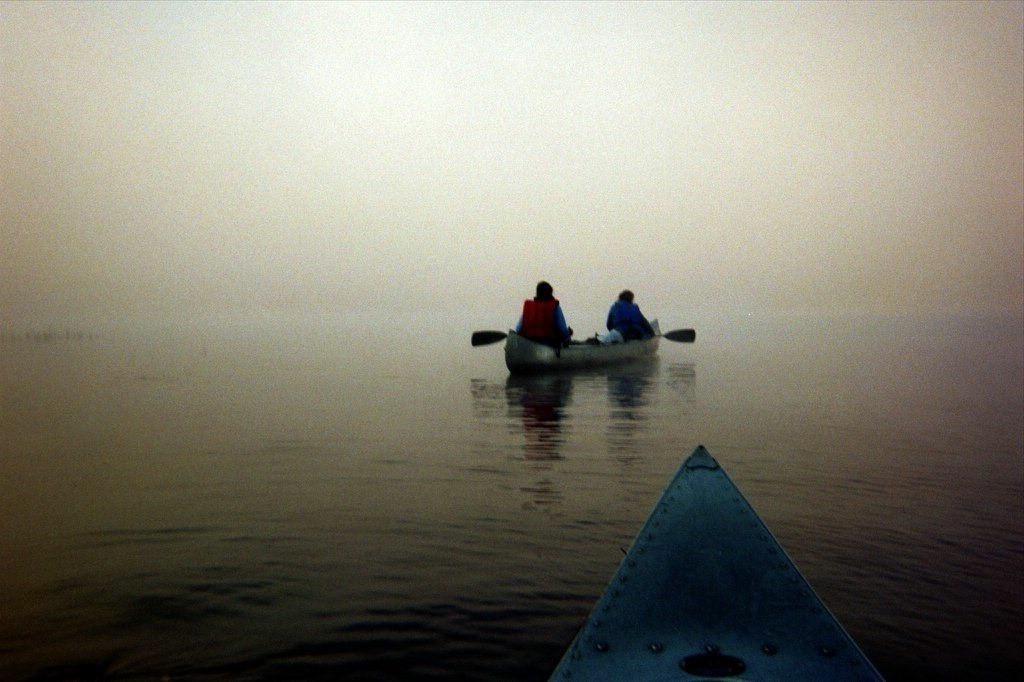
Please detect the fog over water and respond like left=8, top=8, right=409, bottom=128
left=1, top=3, right=1023, bottom=681
left=2, top=1, right=1022, bottom=328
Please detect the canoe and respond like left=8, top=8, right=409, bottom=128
left=551, top=446, right=884, bottom=681
left=505, top=321, right=661, bottom=373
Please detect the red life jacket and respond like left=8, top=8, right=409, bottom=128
left=520, top=298, right=561, bottom=343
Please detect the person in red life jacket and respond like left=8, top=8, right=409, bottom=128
left=515, top=281, right=573, bottom=347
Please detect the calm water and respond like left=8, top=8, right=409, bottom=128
left=2, top=314, right=1021, bottom=680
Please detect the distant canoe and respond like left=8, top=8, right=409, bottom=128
left=550, top=446, right=884, bottom=681
left=505, top=322, right=661, bottom=373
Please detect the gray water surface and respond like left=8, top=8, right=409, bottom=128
left=2, top=314, right=1021, bottom=680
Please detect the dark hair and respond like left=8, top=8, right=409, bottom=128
left=535, top=281, right=554, bottom=300
left=618, top=289, right=634, bottom=302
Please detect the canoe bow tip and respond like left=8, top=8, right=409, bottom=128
left=685, top=445, right=719, bottom=471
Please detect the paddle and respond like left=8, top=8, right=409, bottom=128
left=662, top=329, right=696, bottom=343
left=475, top=328, right=693, bottom=345
left=471, top=330, right=508, bottom=347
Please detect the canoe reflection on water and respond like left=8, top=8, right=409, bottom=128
left=470, top=359, right=676, bottom=462
left=469, top=360, right=696, bottom=508
left=504, top=372, right=574, bottom=461
left=604, top=360, right=657, bottom=459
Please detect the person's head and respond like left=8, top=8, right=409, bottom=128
left=618, top=289, right=634, bottom=303
left=535, top=281, right=554, bottom=300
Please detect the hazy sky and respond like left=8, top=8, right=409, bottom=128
left=2, top=1, right=1022, bottom=327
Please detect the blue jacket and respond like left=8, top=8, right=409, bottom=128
left=607, top=300, right=654, bottom=339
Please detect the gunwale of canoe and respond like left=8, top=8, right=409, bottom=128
left=550, top=446, right=884, bottom=681
left=504, top=333, right=660, bottom=373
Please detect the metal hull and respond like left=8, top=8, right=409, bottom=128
left=550, top=446, right=884, bottom=681
left=504, top=333, right=660, bottom=373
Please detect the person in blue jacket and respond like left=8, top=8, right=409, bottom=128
left=606, top=290, right=655, bottom=341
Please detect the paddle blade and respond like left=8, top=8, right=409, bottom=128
left=663, top=328, right=696, bottom=343
left=472, top=330, right=508, bottom=347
